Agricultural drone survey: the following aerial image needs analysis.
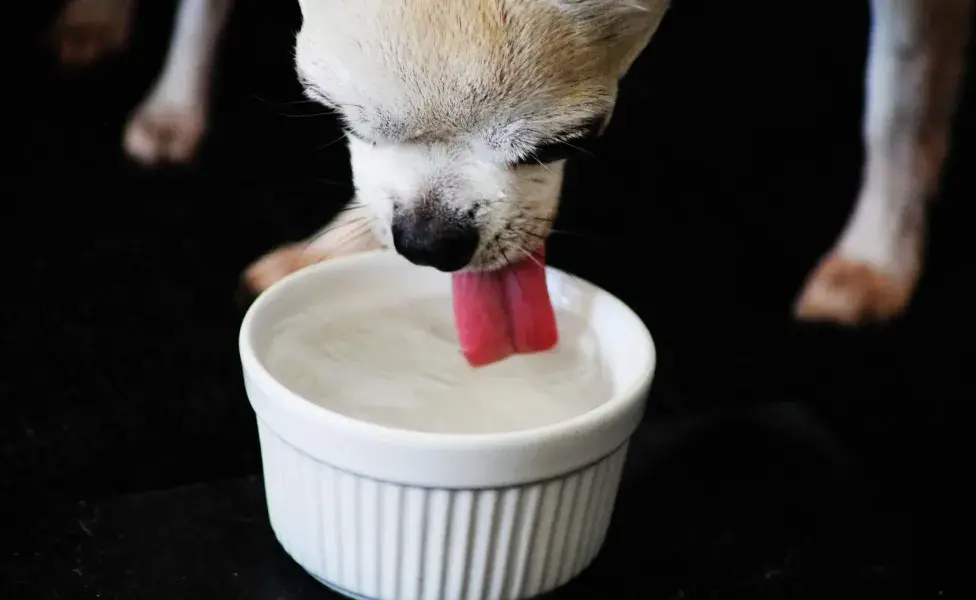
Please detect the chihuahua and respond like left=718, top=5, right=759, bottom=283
left=51, top=0, right=972, bottom=325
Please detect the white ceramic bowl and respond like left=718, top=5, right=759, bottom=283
left=240, top=249, right=655, bottom=600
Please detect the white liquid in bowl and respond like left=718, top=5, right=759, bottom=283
left=262, top=295, right=613, bottom=435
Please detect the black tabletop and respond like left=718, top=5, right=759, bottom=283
left=5, top=403, right=917, bottom=600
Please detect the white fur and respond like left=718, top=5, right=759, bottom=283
left=51, top=0, right=136, bottom=66
left=123, top=0, right=233, bottom=164
left=842, top=1, right=945, bottom=277
left=795, top=0, right=972, bottom=323
left=345, top=131, right=565, bottom=269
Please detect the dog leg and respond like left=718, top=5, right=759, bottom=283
left=242, top=203, right=384, bottom=294
left=50, top=0, right=135, bottom=66
left=795, top=0, right=972, bottom=324
left=123, top=0, right=233, bottom=165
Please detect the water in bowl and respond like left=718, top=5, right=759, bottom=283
left=262, top=295, right=613, bottom=435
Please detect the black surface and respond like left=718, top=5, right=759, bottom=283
left=2, top=404, right=914, bottom=600
left=5, top=0, right=970, bottom=597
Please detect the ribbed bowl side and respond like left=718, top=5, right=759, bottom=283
left=258, top=420, right=629, bottom=600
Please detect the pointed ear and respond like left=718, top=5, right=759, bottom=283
left=552, top=0, right=669, bottom=78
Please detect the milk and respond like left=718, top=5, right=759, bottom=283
left=262, top=296, right=613, bottom=434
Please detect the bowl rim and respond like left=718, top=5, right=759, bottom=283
left=239, top=250, right=655, bottom=485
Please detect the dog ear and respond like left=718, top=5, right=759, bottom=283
left=551, top=0, right=669, bottom=78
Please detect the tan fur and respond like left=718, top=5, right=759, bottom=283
left=794, top=0, right=972, bottom=324
left=248, top=0, right=668, bottom=294
left=49, top=0, right=134, bottom=66
left=243, top=206, right=383, bottom=293
left=295, top=0, right=664, bottom=147
left=795, top=254, right=919, bottom=324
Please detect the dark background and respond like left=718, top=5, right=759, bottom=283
left=4, top=0, right=970, bottom=597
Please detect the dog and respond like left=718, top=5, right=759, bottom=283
left=50, top=0, right=973, bottom=326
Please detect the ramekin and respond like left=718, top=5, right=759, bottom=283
left=240, top=250, right=655, bottom=600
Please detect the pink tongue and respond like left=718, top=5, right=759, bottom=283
left=451, top=249, right=559, bottom=367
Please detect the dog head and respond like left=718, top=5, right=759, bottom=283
left=295, top=0, right=667, bottom=271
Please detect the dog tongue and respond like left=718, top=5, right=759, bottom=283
left=451, top=249, right=559, bottom=367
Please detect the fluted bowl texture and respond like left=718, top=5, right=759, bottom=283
left=239, top=250, right=656, bottom=600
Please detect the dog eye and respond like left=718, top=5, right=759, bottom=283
left=512, top=135, right=599, bottom=167
left=511, top=115, right=606, bottom=167
left=513, top=142, right=577, bottom=166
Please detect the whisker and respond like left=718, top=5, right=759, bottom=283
left=507, top=228, right=544, bottom=263
left=251, top=95, right=339, bottom=118
left=336, top=200, right=367, bottom=211
left=521, top=249, right=545, bottom=270
left=507, top=236, right=545, bottom=270
left=513, top=215, right=590, bottom=241
left=278, top=111, right=339, bottom=119
left=251, top=95, right=318, bottom=107
left=329, top=203, right=367, bottom=217
left=333, top=223, right=376, bottom=249
left=307, top=216, right=369, bottom=247
left=316, top=131, right=351, bottom=150
left=532, top=158, right=555, bottom=174
left=508, top=234, right=587, bottom=289
left=495, top=237, right=524, bottom=296
left=521, top=216, right=604, bottom=240
left=555, top=139, right=595, bottom=158
left=305, top=176, right=353, bottom=190
left=548, top=228, right=595, bottom=239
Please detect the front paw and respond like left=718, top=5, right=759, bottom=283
left=123, top=102, right=206, bottom=165
left=241, top=221, right=383, bottom=299
left=50, top=0, right=133, bottom=67
left=241, top=244, right=320, bottom=296
left=794, top=253, right=919, bottom=325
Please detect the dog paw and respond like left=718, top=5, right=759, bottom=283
left=123, top=103, right=206, bottom=165
left=241, top=221, right=384, bottom=295
left=242, top=244, right=326, bottom=295
left=50, top=0, right=133, bottom=66
left=794, top=253, right=918, bottom=325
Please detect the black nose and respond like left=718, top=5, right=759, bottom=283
left=391, top=209, right=480, bottom=272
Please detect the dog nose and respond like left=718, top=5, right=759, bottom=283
left=391, top=209, right=480, bottom=272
